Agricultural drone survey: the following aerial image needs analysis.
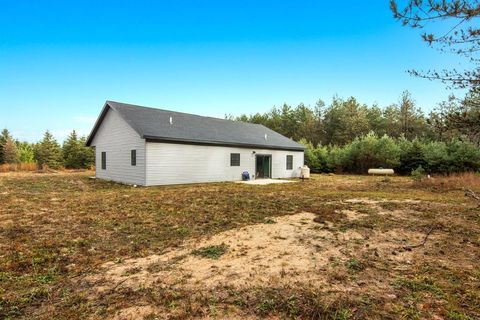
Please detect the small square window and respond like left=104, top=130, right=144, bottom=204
left=101, top=152, right=106, bottom=170
left=131, top=150, right=136, bottom=166
left=230, top=153, right=240, bottom=166
left=286, top=155, right=293, bottom=170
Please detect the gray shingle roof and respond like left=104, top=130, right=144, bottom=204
left=86, top=101, right=305, bottom=151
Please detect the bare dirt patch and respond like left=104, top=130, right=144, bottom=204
left=86, top=210, right=432, bottom=303
left=234, top=179, right=297, bottom=185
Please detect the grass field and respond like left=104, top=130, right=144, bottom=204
left=1, top=172, right=479, bottom=319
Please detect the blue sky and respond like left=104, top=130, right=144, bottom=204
left=0, top=1, right=467, bottom=142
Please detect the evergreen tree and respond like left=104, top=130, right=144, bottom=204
left=62, top=130, right=95, bottom=169
left=0, top=128, right=12, bottom=164
left=397, top=138, right=427, bottom=175
left=397, top=91, right=428, bottom=140
left=78, top=136, right=95, bottom=169
left=391, top=0, right=480, bottom=92
left=323, top=97, right=370, bottom=145
left=16, top=142, right=35, bottom=163
left=63, top=130, right=81, bottom=169
left=3, top=138, right=18, bottom=164
left=34, top=131, right=63, bottom=169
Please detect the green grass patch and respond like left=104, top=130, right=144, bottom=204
left=191, top=244, right=229, bottom=259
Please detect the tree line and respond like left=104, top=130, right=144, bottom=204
left=232, top=90, right=480, bottom=175
left=0, top=129, right=94, bottom=170
left=1, top=89, right=478, bottom=175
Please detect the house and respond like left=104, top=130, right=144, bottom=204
left=86, top=101, right=305, bottom=186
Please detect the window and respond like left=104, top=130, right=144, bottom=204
left=286, top=155, right=293, bottom=170
left=101, top=152, right=106, bottom=170
left=230, top=153, right=240, bottom=166
left=131, top=150, right=136, bottom=166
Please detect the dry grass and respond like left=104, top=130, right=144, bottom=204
left=0, top=163, right=37, bottom=172
left=0, top=172, right=479, bottom=319
left=413, top=171, right=480, bottom=191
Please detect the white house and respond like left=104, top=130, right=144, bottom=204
left=86, top=101, right=305, bottom=186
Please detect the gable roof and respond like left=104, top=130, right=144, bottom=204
left=86, top=101, right=305, bottom=151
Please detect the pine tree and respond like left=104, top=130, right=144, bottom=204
left=34, top=131, right=63, bottom=169
left=63, top=130, right=81, bottom=169
left=0, top=128, right=12, bottom=164
left=62, top=131, right=95, bottom=169
left=3, top=138, right=18, bottom=164
left=78, top=136, right=95, bottom=169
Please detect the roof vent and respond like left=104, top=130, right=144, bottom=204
left=264, top=133, right=268, bottom=140
left=169, top=116, right=173, bottom=125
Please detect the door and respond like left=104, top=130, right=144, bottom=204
left=255, top=154, right=272, bottom=179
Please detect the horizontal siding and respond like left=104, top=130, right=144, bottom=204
left=90, top=108, right=146, bottom=185
left=146, top=142, right=304, bottom=186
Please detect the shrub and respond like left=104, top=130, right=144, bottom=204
left=446, top=139, right=480, bottom=173
left=300, top=139, right=321, bottom=173
left=340, top=132, right=400, bottom=173
left=397, top=138, right=427, bottom=175
left=326, top=145, right=347, bottom=173
left=423, top=141, right=450, bottom=174
left=299, top=139, right=334, bottom=173
left=410, top=165, right=426, bottom=180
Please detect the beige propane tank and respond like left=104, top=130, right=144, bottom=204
left=368, top=168, right=394, bottom=175
left=300, top=165, right=310, bottom=179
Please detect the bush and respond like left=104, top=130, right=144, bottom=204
left=301, top=135, right=478, bottom=175
left=410, top=165, right=426, bottom=180
left=422, top=141, right=451, bottom=174
left=299, top=139, right=334, bottom=173
left=446, top=139, right=480, bottom=173
left=340, top=132, right=400, bottom=173
left=300, top=139, right=321, bottom=173
left=397, top=138, right=427, bottom=175
left=326, top=145, right=347, bottom=173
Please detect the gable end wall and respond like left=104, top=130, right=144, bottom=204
left=90, top=108, right=146, bottom=185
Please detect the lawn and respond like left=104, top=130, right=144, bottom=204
left=0, top=172, right=479, bottom=319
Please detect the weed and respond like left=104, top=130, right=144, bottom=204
left=36, top=272, right=55, bottom=284
left=264, top=218, right=276, bottom=224
left=394, top=276, right=444, bottom=298
left=256, top=298, right=275, bottom=315
left=447, top=310, right=476, bottom=320
left=345, top=258, right=365, bottom=273
left=191, top=244, right=228, bottom=259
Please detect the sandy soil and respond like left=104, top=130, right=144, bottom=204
left=84, top=198, right=436, bottom=319
left=234, top=179, right=297, bottom=185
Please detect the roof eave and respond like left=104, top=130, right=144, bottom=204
left=85, top=102, right=111, bottom=147
left=144, top=135, right=305, bottom=152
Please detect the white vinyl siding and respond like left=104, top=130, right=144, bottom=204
left=145, top=142, right=304, bottom=186
left=90, top=109, right=146, bottom=185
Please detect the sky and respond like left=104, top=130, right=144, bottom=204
left=0, top=1, right=468, bottom=142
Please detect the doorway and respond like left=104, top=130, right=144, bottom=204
left=255, top=154, right=272, bottom=179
